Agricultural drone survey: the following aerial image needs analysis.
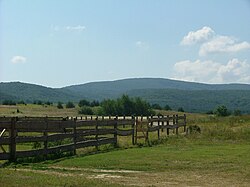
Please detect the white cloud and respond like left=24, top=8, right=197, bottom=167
left=11, top=56, right=27, bottom=64
left=173, top=58, right=250, bottom=83
left=135, top=41, right=149, bottom=50
left=181, top=26, right=215, bottom=45
left=65, top=25, right=86, bottom=32
left=181, top=26, right=250, bottom=56
left=199, top=36, right=250, bottom=56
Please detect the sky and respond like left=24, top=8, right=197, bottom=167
left=1, top=0, right=250, bottom=88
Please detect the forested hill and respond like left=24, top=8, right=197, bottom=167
left=0, top=82, right=80, bottom=103
left=127, top=89, right=250, bottom=114
left=1, top=78, right=250, bottom=113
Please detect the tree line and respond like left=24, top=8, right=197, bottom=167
left=1, top=97, right=242, bottom=116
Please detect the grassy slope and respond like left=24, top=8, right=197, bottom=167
left=0, top=106, right=250, bottom=186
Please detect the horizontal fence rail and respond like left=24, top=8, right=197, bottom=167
left=0, top=114, right=186, bottom=161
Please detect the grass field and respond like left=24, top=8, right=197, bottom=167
left=0, top=104, right=250, bottom=186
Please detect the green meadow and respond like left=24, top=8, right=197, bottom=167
left=0, top=104, right=250, bottom=186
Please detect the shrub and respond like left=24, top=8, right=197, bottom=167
left=78, top=99, right=90, bottom=107
left=78, top=106, right=94, bottom=115
left=66, top=101, right=75, bottom=108
left=100, top=95, right=154, bottom=116
left=206, top=110, right=214, bottom=114
left=164, top=104, right=172, bottom=111
left=151, top=104, right=162, bottom=110
left=178, top=107, right=185, bottom=112
left=57, top=102, right=63, bottom=109
left=90, top=100, right=100, bottom=107
left=45, top=101, right=52, bottom=105
left=233, top=109, right=241, bottom=116
left=17, top=100, right=26, bottom=105
left=214, top=105, right=230, bottom=117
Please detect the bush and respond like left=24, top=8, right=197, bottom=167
left=57, top=102, right=63, bottom=109
left=45, top=101, right=52, bottom=105
left=66, top=101, right=75, bottom=108
left=151, top=104, right=162, bottom=110
left=164, top=104, right=172, bottom=111
left=100, top=95, right=154, bottom=116
left=17, top=100, right=26, bottom=105
left=206, top=110, right=214, bottom=114
left=233, top=109, right=241, bottom=116
left=178, top=107, right=185, bottom=112
left=78, top=99, right=90, bottom=107
left=78, top=106, right=94, bottom=115
left=214, top=105, right=230, bottom=117
left=90, top=100, right=100, bottom=107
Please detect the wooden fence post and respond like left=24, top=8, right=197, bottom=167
left=123, top=115, right=126, bottom=128
left=73, top=118, right=77, bottom=155
left=172, top=114, right=176, bottom=134
left=95, top=118, right=99, bottom=150
left=161, top=115, right=164, bottom=132
left=135, top=116, right=138, bottom=145
left=157, top=115, right=160, bottom=140
left=114, top=116, right=118, bottom=147
left=131, top=116, right=135, bottom=145
left=44, top=116, right=48, bottom=159
left=146, top=118, right=149, bottom=144
left=176, top=114, right=179, bottom=135
left=166, top=115, right=170, bottom=136
left=9, top=117, right=17, bottom=162
left=183, top=114, right=187, bottom=132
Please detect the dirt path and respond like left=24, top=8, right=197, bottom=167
left=8, top=166, right=250, bottom=187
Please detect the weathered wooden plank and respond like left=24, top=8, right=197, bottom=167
left=47, top=120, right=74, bottom=129
left=98, top=120, right=117, bottom=126
left=98, top=137, right=116, bottom=145
left=47, top=143, right=75, bottom=154
left=16, top=133, right=74, bottom=143
left=77, top=129, right=115, bottom=136
left=0, top=152, right=10, bottom=160
left=47, top=133, right=74, bottom=141
left=16, top=121, right=47, bottom=129
left=164, top=124, right=180, bottom=129
left=16, top=148, right=45, bottom=158
left=0, top=137, right=10, bottom=145
left=16, top=136, right=46, bottom=143
left=116, top=129, right=133, bottom=136
left=148, top=126, right=160, bottom=132
left=0, top=121, right=11, bottom=129
left=17, top=129, right=67, bottom=133
left=117, top=119, right=135, bottom=126
left=76, top=120, right=97, bottom=127
left=76, top=139, right=98, bottom=148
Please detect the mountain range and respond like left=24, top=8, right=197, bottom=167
left=1, top=78, right=250, bottom=113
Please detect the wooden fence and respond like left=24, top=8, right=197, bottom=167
left=0, top=114, right=186, bottom=161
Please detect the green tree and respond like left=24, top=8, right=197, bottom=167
left=214, top=105, right=230, bottom=116
left=90, top=100, right=100, bottom=107
left=66, top=101, right=75, bottom=108
left=78, top=106, right=94, bottom=115
left=151, top=103, right=162, bottom=110
left=233, top=109, right=241, bottom=116
left=100, top=96, right=154, bottom=116
left=78, top=99, right=90, bottom=107
left=164, top=104, right=172, bottom=111
left=57, top=102, right=63, bottom=109
left=178, top=107, right=185, bottom=112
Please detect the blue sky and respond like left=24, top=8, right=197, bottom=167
left=1, top=0, right=250, bottom=87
